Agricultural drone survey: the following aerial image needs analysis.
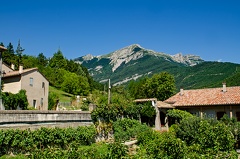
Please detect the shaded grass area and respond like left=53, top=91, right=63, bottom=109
left=49, top=86, right=74, bottom=102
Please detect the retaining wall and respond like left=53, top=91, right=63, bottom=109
left=0, top=110, right=92, bottom=129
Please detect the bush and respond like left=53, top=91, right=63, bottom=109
left=113, top=118, right=150, bottom=142
left=137, top=130, right=187, bottom=159
left=0, top=126, right=96, bottom=156
left=174, top=116, right=236, bottom=155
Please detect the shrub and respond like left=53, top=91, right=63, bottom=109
left=113, top=118, right=150, bottom=142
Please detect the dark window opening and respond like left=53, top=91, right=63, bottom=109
left=216, top=112, right=226, bottom=120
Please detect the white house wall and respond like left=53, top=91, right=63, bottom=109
left=2, top=64, right=13, bottom=73
left=21, top=70, right=49, bottom=110
left=3, top=76, right=21, bottom=94
left=181, top=105, right=240, bottom=119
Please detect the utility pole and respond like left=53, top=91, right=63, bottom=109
left=0, top=46, right=7, bottom=110
left=108, top=79, right=111, bottom=104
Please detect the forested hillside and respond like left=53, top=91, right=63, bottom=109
left=175, top=61, right=240, bottom=89
left=0, top=42, right=103, bottom=96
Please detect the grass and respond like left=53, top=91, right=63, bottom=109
left=49, top=86, right=74, bottom=102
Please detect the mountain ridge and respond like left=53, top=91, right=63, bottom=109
left=77, top=44, right=203, bottom=71
left=74, top=44, right=239, bottom=89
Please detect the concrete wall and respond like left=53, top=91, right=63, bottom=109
left=0, top=110, right=92, bottom=124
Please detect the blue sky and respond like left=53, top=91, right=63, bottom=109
left=1, top=0, right=240, bottom=63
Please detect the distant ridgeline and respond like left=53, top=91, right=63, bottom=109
left=75, top=44, right=240, bottom=89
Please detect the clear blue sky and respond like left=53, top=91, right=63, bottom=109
left=1, top=0, right=240, bottom=63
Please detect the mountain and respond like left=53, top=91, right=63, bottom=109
left=75, top=44, right=240, bottom=89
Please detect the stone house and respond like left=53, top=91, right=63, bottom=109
left=2, top=63, right=49, bottom=110
left=135, top=84, right=240, bottom=130
left=164, top=83, right=240, bottom=120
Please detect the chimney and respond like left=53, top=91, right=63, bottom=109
left=222, top=82, right=227, bottom=93
left=11, top=64, right=15, bottom=70
left=180, top=88, right=184, bottom=96
left=19, top=65, right=23, bottom=74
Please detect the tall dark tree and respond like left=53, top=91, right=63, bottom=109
left=7, top=42, right=14, bottom=54
left=15, top=40, right=25, bottom=65
left=2, top=42, right=17, bottom=66
left=37, top=52, right=48, bottom=67
left=49, top=50, right=67, bottom=69
left=66, top=60, right=85, bottom=76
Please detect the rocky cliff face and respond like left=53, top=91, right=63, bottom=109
left=171, top=53, right=203, bottom=66
left=75, top=44, right=204, bottom=85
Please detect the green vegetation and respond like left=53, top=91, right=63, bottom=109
left=128, top=72, right=176, bottom=100
left=175, top=61, right=240, bottom=89
left=1, top=112, right=240, bottom=158
left=2, top=90, right=28, bottom=110
left=1, top=42, right=103, bottom=96
left=49, top=86, right=73, bottom=102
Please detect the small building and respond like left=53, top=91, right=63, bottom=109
left=164, top=83, right=240, bottom=120
left=2, top=63, right=49, bottom=110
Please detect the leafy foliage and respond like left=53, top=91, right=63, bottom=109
left=136, top=115, right=238, bottom=158
left=48, top=92, right=59, bottom=110
left=2, top=90, right=28, bottom=110
left=167, top=109, right=193, bottom=124
left=113, top=118, right=150, bottom=142
left=0, top=126, right=96, bottom=156
left=128, top=72, right=176, bottom=101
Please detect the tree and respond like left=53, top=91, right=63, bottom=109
left=48, top=92, right=59, bottom=110
left=128, top=77, right=147, bottom=99
left=15, top=40, right=25, bottom=65
left=128, top=72, right=176, bottom=101
left=49, top=50, right=67, bottom=69
left=61, top=72, right=90, bottom=95
left=37, top=53, right=48, bottom=67
left=66, top=60, right=85, bottom=76
left=7, top=42, right=14, bottom=54
left=143, top=72, right=176, bottom=101
left=2, top=42, right=17, bottom=66
left=21, top=55, right=38, bottom=69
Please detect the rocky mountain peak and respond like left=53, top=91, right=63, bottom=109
left=109, top=44, right=145, bottom=72
left=82, top=54, right=94, bottom=61
left=171, top=53, right=203, bottom=66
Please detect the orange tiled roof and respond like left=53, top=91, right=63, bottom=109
left=164, top=86, right=240, bottom=106
left=3, top=68, right=38, bottom=78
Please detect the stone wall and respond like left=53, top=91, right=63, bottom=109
left=0, top=110, right=92, bottom=128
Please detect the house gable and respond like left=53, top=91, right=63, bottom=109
left=2, top=64, right=49, bottom=110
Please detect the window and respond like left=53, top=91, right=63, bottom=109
left=41, top=98, right=43, bottom=107
left=33, top=100, right=37, bottom=109
left=236, top=112, right=240, bottom=121
left=216, top=112, right=226, bottom=120
left=42, top=82, right=45, bottom=88
left=30, top=77, right=33, bottom=86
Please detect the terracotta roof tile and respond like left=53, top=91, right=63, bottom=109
left=164, top=86, right=240, bottom=106
left=3, top=68, right=38, bottom=78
